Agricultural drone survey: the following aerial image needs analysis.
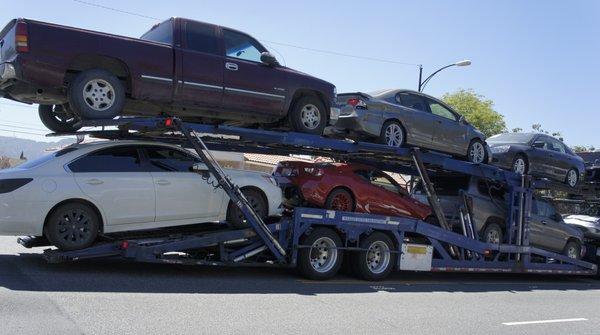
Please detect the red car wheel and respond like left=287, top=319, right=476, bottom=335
left=325, top=189, right=355, bottom=212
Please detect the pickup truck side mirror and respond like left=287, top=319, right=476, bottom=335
left=260, top=52, right=279, bottom=67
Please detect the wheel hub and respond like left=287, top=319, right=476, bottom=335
left=300, top=104, right=321, bottom=130
left=469, top=142, right=485, bottom=163
left=309, top=237, right=337, bottom=273
left=83, top=79, right=115, bottom=111
left=365, top=241, right=390, bottom=274
left=384, top=124, right=403, bottom=147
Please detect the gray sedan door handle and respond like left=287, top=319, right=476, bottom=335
left=85, top=179, right=103, bottom=185
left=156, top=179, right=171, bottom=186
left=225, top=62, right=238, bottom=71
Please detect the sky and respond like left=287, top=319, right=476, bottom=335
left=1, top=0, right=599, bottom=147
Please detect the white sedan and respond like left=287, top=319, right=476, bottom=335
left=0, top=140, right=283, bottom=250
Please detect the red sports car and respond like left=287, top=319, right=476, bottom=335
left=273, top=161, right=434, bottom=221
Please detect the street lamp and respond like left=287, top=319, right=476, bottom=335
left=418, top=60, right=471, bottom=92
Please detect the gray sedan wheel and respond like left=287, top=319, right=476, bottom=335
left=566, top=169, right=579, bottom=188
left=379, top=120, right=405, bottom=147
left=467, top=140, right=487, bottom=164
left=512, top=155, right=528, bottom=175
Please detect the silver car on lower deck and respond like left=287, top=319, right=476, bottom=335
left=330, top=89, right=491, bottom=163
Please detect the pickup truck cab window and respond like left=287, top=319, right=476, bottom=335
left=140, top=20, right=173, bottom=45
left=223, top=29, right=265, bottom=63
left=184, top=21, right=219, bottom=55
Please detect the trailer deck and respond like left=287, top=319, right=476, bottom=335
left=30, top=117, right=599, bottom=280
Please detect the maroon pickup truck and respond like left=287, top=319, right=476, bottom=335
left=0, top=18, right=338, bottom=134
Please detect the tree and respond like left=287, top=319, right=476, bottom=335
left=572, top=145, right=596, bottom=153
left=442, top=89, right=506, bottom=137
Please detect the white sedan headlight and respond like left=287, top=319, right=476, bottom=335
left=490, top=145, right=510, bottom=153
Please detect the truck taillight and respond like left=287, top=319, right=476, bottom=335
left=15, top=22, right=29, bottom=53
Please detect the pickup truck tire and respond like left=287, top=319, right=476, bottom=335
left=44, top=202, right=100, bottom=251
left=289, top=96, right=327, bottom=135
left=38, top=105, right=82, bottom=132
left=68, top=69, right=126, bottom=120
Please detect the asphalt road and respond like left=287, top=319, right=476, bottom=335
left=1, top=236, right=600, bottom=335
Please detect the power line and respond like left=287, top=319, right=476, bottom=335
left=71, top=0, right=420, bottom=67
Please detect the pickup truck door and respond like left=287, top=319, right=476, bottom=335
left=174, top=20, right=224, bottom=109
left=221, top=29, right=287, bottom=118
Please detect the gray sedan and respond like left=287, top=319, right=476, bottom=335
left=331, top=89, right=489, bottom=163
left=488, top=132, right=586, bottom=187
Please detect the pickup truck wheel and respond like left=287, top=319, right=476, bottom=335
left=482, top=223, right=503, bottom=245
left=289, top=96, right=327, bottom=135
left=68, top=69, right=125, bottom=120
left=44, top=202, right=100, bottom=251
left=352, top=232, right=395, bottom=281
left=38, top=105, right=81, bottom=132
left=298, top=227, right=343, bottom=280
left=226, top=188, right=267, bottom=228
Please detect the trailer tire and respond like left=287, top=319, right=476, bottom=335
left=44, top=202, right=100, bottom=251
left=352, top=232, right=395, bottom=281
left=298, top=227, right=343, bottom=280
left=288, top=95, right=327, bottom=135
left=39, top=104, right=82, bottom=132
left=68, top=68, right=126, bottom=120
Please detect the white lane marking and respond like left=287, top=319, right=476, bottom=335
left=502, top=318, right=588, bottom=326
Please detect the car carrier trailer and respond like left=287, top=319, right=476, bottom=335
left=17, top=117, right=600, bottom=280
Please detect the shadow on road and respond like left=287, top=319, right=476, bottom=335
left=1, top=253, right=599, bottom=295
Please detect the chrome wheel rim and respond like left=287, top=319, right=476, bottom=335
left=486, top=229, right=501, bottom=244
left=566, top=245, right=578, bottom=259
left=384, top=123, right=403, bottom=147
left=82, top=79, right=115, bottom=111
left=513, top=158, right=526, bottom=174
left=309, top=237, right=337, bottom=273
left=365, top=241, right=391, bottom=274
left=56, top=208, right=93, bottom=245
left=300, top=104, right=321, bottom=130
left=567, top=170, right=578, bottom=187
left=469, top=142, right=485, bottom=163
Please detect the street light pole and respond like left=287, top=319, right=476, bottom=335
left=418, top=60, right=471, bottom=92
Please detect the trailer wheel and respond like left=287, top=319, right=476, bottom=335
left=68, top=68, right=126, bottom=120
left=564, top=240, right=582, bottom=260
left=352, top=232, right=395, bottom=281
left=38, top=105, right=81, bottom=132
left=44, top=202, right=100, bottom=251
left=298, top=227, right=343, bottom=280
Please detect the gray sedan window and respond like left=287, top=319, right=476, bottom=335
left=427, top=100, right=457, bottom=121
left=397, top=93, right=427, bottom=112
left=547, top=138, right=566, bottom=154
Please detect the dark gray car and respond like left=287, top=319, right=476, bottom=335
left=488, top=133, right=586, bottom=187
left=330, top=89, right=490, bottom=163
left=411, top=176, right=584, bottom=258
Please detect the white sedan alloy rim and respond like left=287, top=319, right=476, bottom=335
left=385, top=123, right=403, bottom=147
left=513, top=158, right=526, bottom=174
left=567, top=170, right=578, bottom=187
left=300, top=104, right=321, bottom=130
left=469, top=142, right=485, bottom=163
left=83, top=79, right=115, bottom=111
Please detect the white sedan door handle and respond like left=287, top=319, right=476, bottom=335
left=85, top=179, right=103, bottom=185
left=156, top=179, right=171, bottom=186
